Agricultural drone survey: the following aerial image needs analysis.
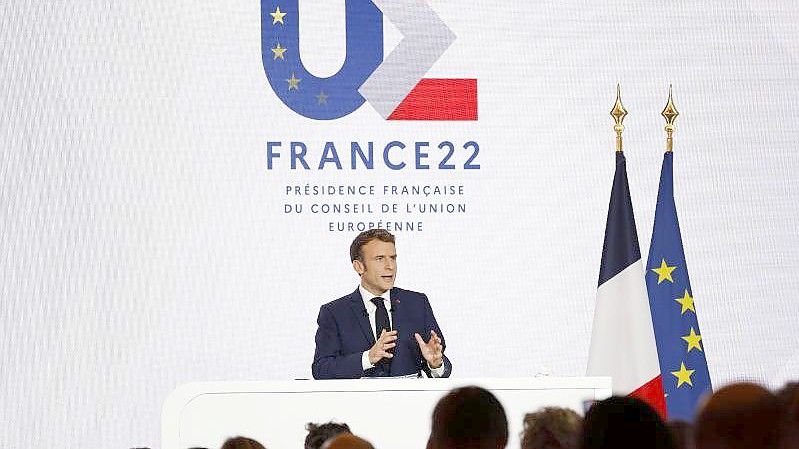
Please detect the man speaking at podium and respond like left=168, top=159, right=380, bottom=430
left=312, top=229, right=452, bottom=379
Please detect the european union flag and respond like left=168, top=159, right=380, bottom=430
left=645, top=151, right=712, bottom=421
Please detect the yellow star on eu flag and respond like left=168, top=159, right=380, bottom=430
left=651, top=258, right=677, bottom=284
left=674, top=289, right=696, bottom=315
left=681, top=327, right=703, bottom=352
left=271, top=42, right=287, bottom=60
left=671, top=362, right=696, bottom=387
left=286, top=72, right=301, bottom=90
left=271, top=6, right=287, bottom=25
left=316, top=90, right=328, bottom=105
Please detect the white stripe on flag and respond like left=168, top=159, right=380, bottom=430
left=587, top=260, right=661, bottom=394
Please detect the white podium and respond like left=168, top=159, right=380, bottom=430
left=162, top=377, right=611, bottom=449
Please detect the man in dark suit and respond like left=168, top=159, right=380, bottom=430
left=312, top=229, right=452, bottom=379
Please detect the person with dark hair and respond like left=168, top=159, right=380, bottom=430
left=521, top=407, right=582, bottom=449
left=220, top=436, right=266, bottom=449
left=427, top=386, right=508, bottom=449
left=695, top=382, right=780, bottom=449
left=305, top=421, right=351, bottom=449
left=668, top=421, right=695, bottom=449
left=579, top=396, right=674, bottom=449
left=777, top=382, right=799, bottom=449
left=321, top=433, right=375, bottom=449
left=312, top=229, right=452, bottom=379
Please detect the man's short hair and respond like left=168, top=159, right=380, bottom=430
left=695, top=382, right=780, bottom=449
left=428, top=386, right=509, bottom=449
left=777, top=382, right=799, bottom=449
left=321, top=433, right=375, bottom=449
left=350, top=229, right=395, bottom=262
left=579, top=396, right=673, bottom=449
left=220, top=436, right=266, bottom=449
left=668, top=421, right=695, bottom=449
left=521, top=407, right=582, bottom=449
left=305, top=421, right=351, bottom=449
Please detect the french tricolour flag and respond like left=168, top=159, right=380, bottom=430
left=587, top=151, right=667, bottom=417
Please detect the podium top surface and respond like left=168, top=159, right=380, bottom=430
left=162, top=377, right=612, bottom=449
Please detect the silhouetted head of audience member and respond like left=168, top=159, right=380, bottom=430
left=320, top=433, right=374, bottom=449
left=427, top=386, right=509, bottom=449
left=520, top=406, right=582, bottom=449
left=305, top=421, right=352, bottom=449
left=668, top=421, right=695, bottom=449
left=695, top=382, right=780, bottom=449
left=777, top=382, right=799, bottom=449
left=579, top=396, right=673, bottom=449
left=220, top=436, right=266, bottom=449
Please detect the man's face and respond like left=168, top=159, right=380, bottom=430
left=353, top=239, right=397, bottom=295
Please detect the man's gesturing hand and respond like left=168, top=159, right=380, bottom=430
left=414, top=330, right=443, bottom=369
left=368, top=330, right=398, bottom=365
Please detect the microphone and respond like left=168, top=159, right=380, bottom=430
left=362, top=309, right=368, bottom=318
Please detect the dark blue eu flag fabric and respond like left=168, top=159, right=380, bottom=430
left=645, top=151, right=712, bottom=421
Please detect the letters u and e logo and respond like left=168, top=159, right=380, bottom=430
left=261, top=0, right=477, bottom=121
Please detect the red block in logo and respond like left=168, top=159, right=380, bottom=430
left=388, top=79, right=477, bottom=121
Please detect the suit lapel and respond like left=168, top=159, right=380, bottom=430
left=348, top=288, right=376, bottom=346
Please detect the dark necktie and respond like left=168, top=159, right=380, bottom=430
left=371, top=297, right=392, bottom=371
left=371, top=297, right=391, bottom=337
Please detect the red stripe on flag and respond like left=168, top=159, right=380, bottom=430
left=388, top=79, right=477, bottom=121
left=630, top=375, right=668, bottom=419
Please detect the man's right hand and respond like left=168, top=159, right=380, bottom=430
left=368, top=330, right=397, bottom=365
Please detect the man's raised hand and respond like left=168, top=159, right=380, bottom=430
left=368, top=330, right=397, bottom=365
left=414, top=330, right=443, bottom=369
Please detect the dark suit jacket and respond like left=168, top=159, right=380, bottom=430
left=312, top=287, right=452, bottom=379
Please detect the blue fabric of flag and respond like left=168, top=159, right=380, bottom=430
left=598, top=152, right=641, bottom=287
left=646, top=151, right=712, bottom=421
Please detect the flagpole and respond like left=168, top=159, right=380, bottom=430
left=662, top=85, right=679, bottom=153
left=590, top=84, right=667, bottom=416
left=610, top=84, right=628, bottom=153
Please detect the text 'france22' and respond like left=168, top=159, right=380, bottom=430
left=267, top=140, right=480, bottom=170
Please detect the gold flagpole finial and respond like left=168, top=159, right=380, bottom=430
left=662, top=85, right=679, bottom=153
left=610, top=84, right=628, bottom=153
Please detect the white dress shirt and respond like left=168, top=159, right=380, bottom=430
left=358, top=285, right=445, bottom=377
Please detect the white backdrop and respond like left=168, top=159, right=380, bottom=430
left=2, top=1, right=799, bottom=448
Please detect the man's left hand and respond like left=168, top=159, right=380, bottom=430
left=414, top=330, right=443, bottom=369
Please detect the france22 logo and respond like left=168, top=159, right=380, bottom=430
left=261, top=0, right=477, bottom=121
